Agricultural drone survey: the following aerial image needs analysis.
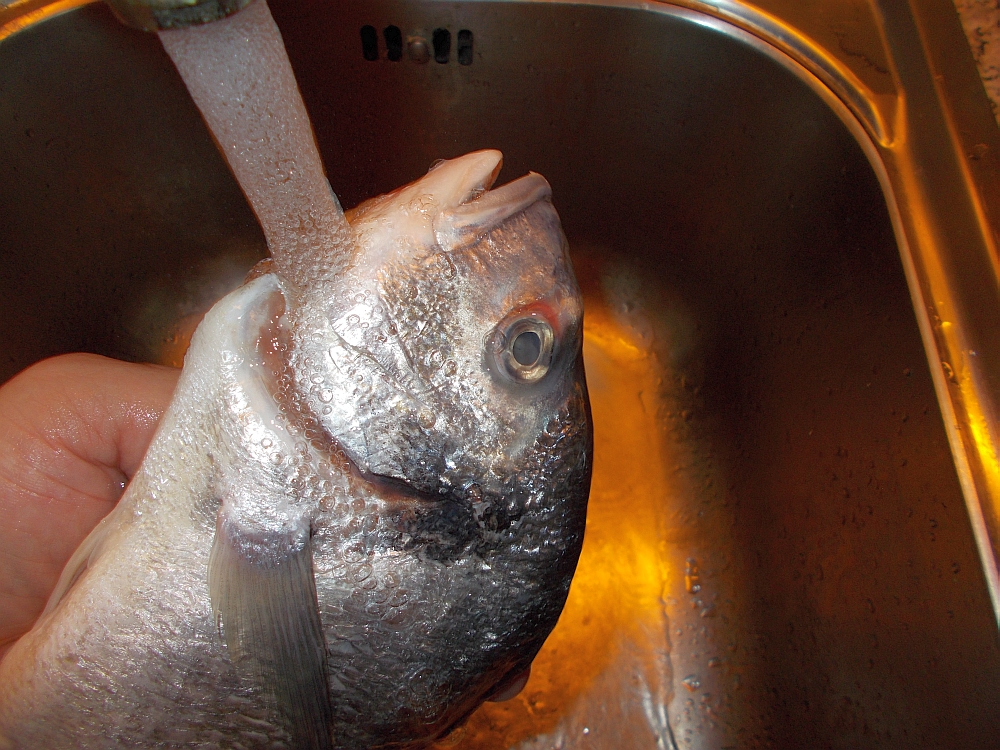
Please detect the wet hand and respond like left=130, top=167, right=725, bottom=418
left=0, top=354, right=178, bottom=659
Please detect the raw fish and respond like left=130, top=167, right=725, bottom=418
left=0, top=150, right=592, bottom=750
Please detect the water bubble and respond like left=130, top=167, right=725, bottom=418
left=685, top=558, right=702, bottom=594
left=319, top=389, right=334, bottom=403
left=260, top=437, right=273, bottom=449
left=352, top=564, right=373, bottom=583
left=681, top=674, right=701, bottom=692
left=444, top=360, right=457, bottom=376
left=348, top=314, right=360, bottom=325
left=418, top=409, right=437, bottom=429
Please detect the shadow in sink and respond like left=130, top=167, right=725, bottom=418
left=1, top=0, right=998, bottom=747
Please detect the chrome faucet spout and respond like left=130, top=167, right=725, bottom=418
left=106, top=0, right=254, bottom=31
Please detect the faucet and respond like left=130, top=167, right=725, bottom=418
left=105, top=0, right=253, bottom=31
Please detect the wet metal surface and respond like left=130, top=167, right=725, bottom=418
left=1, top=1, right=999, bottom=747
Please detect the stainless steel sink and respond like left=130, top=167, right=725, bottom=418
left=2, top=0, right=1000, bottom=747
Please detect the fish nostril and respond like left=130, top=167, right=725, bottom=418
left=360, top=25, right=378, bottom=61
left=512, top=331, right=541, bottom=367
left=384, top=25, right=403, bottom=62
left=432, top=28, right=451, bottom=64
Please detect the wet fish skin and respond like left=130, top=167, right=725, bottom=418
left=0, top=150, right=591, bottom=749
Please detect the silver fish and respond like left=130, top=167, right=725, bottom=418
left=0, top=150, right=591, bottom=749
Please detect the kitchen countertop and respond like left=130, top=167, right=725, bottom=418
left=955, top=0, right=1000, bottom=122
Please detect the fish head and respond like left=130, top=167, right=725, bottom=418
left=278, top=151, right=591, bottom=746
left=320, top=151, right=584, bottom=490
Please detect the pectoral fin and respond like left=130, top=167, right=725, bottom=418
left=208, top=508, right=332, bottom=750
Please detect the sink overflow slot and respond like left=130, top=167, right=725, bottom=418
left=359, top=25, right=473, bottom=65
left=384, top=26, right=403, bottom=61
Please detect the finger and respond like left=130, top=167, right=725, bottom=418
left=0, top=353, right=179, bottom=653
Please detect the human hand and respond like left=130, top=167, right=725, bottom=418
left=0, top=354, right=179, bottom=660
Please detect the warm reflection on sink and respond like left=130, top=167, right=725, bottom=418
left=2, top=0, right=1000, bottom=747
left=448, top=274, right=683, bottom=748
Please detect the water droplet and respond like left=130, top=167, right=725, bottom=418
left=682, top=674, right=701, bottom=692
left=348, top=314, right=360, bottom=325
left=260, top=437, right=272, bottom=449
left=418, top=409, right=437, bottom=429
left=319, top=389, right=334, bottom=403
left=685, top=558, right=701, bottom=593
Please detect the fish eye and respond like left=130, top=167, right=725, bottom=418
left=490, top=316, right=555, bottom=383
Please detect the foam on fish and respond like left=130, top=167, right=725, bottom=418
left=158, top=0, right=356, bottom=289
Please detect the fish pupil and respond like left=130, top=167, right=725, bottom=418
left=512, top=331, right=542, bottom=367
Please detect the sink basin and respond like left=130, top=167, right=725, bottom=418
left=2, top=0, right=999, bottom=747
